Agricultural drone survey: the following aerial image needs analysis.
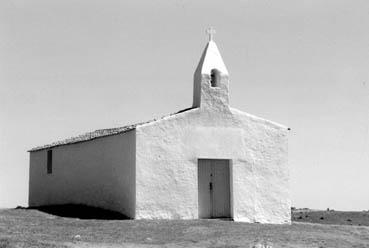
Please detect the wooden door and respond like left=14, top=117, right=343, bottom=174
left=198, top=159, right=230, bottom=218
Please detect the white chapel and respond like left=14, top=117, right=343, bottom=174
left=28, top=32, right=291, bottom=224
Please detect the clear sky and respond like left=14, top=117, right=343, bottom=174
left=1, top=0, right=369, bottom=210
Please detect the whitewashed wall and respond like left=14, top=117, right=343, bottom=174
left=28, top=130, right=136, bottom=217
left=135, top=107, right=290, bottom=224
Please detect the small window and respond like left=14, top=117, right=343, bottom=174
left=47, top=150, right=52, bottom=174
left=210, top=69, right=220, bottom=87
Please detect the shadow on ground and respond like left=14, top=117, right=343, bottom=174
left=21, top=204, right=130, bottom=220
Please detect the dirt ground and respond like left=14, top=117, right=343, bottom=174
left=1, top=208, right=369, bottom=248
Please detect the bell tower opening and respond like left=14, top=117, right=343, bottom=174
left=210, top=69, right=221, bottom=87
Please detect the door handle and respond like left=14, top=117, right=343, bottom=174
left=209, top=182, right=213, bottom=191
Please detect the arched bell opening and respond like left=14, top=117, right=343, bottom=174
left=210, top=69, right=221, bottom=87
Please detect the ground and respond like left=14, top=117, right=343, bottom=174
left=292, top=208, right=369, bottom=227
left=1, top=207, right=369, bottom=248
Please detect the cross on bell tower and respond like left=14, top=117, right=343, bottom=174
left=206, top=27, right=216, bottom=41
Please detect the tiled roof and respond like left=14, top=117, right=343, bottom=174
left=28, top=107, right=194, bottom=152
left=28, top=123, right=140, bottom=152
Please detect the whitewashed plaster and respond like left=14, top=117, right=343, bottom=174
left=135, top=106, right=290, bottom=223
left=135, top=40, right=290, bottom=224
left=29, top=130, right=136, bottom=217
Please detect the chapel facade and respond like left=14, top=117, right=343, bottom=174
left=28, top=36, right=290, bottom=223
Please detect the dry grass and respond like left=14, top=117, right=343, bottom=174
left=1, top=208, right=369, bottom=248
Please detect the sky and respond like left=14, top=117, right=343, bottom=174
left=1, top=0, right=369, bottom=210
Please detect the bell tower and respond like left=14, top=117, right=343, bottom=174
left=193, top=28, right=229, bottom=109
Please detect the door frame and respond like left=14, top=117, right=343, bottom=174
left=197, top=158, right=233, bottom=220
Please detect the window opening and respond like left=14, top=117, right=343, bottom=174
left=47, top=150, right=52, bottom=174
